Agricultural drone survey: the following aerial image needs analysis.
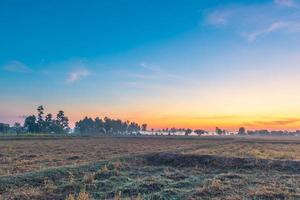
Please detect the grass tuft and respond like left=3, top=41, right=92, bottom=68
left=83, top=173, right=95, bottom=184
left=66, top=190, right=90, bottom=200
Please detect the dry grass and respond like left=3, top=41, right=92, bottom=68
left=114, top=191, right=122, bottom=200
left=6, top=186, right=43, bottom=200
left=0, top=136, right=225, bottom=175
left=249, top=184, right=292, bottom=199
left=1, top=136, right=300, bottom=199
left=83, top=172, right=96, bottom=184
left=66, top=194, right=76, bottom=200
left=43, top=178, right=57, bottom=191
left=66, top=190, right=90, bottom=200
left=198, top=178, right=225, bottom=195
left=186, top=137, right=300, bottom=160
left=1, top=136, right=300, bottom=176
left=77, top=191, right=90, bottom=200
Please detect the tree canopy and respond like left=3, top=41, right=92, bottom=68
left=74, top=117, right=142, bottom=135
left=23, top=106, right=70, bottom=134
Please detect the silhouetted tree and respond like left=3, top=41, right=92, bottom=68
left=94, top=117, right=105, bottom=134
left=0, top=123, right=10, bottom=133
left=215, top=127, right=223, bottom=135
left=37, top=105, right=45, bottom=132
left=128, top=122, right=140, bottom=134
left=75, top=116, right=143, bottom=135
left=44, top=113, right=53, bottom=133
left=194, top=129, right=206, bottom=136
left=238, top=127, right=246, bottom=135
left=55, top=110, right=70, bottom=133
left=142, top=124, right=147, bottom=131
left=12, top=122, right=23, bottom=135
left=185, top=128, right=192, bottom=136
left=24, top=115, right=38, bottom=133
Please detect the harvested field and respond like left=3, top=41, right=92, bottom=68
left=0, top=136, right=300, bottom=199
left=186, top=138, right=300, bottom=160
left=0, top=136, right=229, bottom=176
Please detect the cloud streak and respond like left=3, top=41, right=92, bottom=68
left=205, top=2, right=300, bottom=42
left=247, top=21, right=300, bottom=42
left=2, top=60, right=31, bottom=73
left=247, top=21, right=289, bottom=42
left=205, top=10, right=232, bottom=26
left=67, top=68, right=91, bottom=83
left=140, top=62, right=162, bottom=73
left=244, top=118, right=300, bottom=126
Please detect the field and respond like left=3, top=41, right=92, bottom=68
left=0, top=136, right=300, bottom=199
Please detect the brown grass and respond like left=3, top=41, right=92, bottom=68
left=186, top=137, right=300, bottom=160
left=83, top=172, right=95, bottom=184
left=1, top=136, right=300, bottom=200
left=198, top=178, right=225, bottom=194
left=66, top=190, right=90, bottom=200
left=249, top=184, right=291, bottom=199
left=1, top=136, right=300, bottom=176
left=0, top=136, right=225, bottom=175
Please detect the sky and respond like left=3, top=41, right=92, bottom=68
left=1, top=0, right=300, bottom=131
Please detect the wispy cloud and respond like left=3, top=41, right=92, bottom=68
left=121, top=65, right=190, bottom=83
left=205, top=10, right=232, bottom=26
left=244, top=118, right=300, bottom=126
left=2, top=60, right=31, bottom=73
left=121, top=81, right=168, bottom=91
left=116, top=61, right=198, bottom=92
left=205, top=1, right=300, bottom=42
left=247, top=21, right=300, bottom=42
left=258, top=118, right=300, bottom=126
left=140, top=62, right=162, bottom=73
left=192, top=115, right=238, bottom=120
left=274, top=0, right=296, bottom=7
left=67, top=68, right=91, bottom=83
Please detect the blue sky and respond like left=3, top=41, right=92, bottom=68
left=1, top=0, right=300, bottom=130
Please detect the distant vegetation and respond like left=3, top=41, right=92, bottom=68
left=0, top=105, right=146, bottom=135
left=74, top=117, right=144, bottom=135
left=1, top=105, right=300, bottom=136
left=0, top=106, right=69, bottom=135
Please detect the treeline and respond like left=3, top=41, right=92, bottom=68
left=1, top=106, right=300, bottom=137
left=0, top=106, right=147, bottom=135
left=0, top=106, right=70, bottom=134
left=246, top=129, right=300, bottom=136
left=236, top=127, right=300, bottom=136
left=154, top=128, right=206, bottom=136
left=155, top=127, right=228, bottom=136
left=74, top=117, right=147, bottom=135
left=153, top=127, right=300, bottom=136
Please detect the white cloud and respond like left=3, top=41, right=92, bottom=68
left=247, top=21, right=300, bottom=42
left=274, top=0, right=295, bottom=7
left=3, top=60, right=31, bottom=73
left=67, top=68, right=90, bottom=83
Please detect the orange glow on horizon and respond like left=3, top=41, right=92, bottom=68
left=68, top=112, right=300, bottom=131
